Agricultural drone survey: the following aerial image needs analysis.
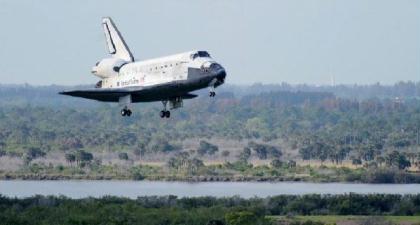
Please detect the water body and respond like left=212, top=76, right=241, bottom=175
left=1, top=181, right=419, bottom=199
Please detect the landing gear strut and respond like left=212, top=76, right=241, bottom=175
left=209, top=85, right=216, bottom=97
left=119, top=95, right=132, bottom=117
left=121, top=107, right=132, bottom=117
left=160, top=101, right=170, bottom=118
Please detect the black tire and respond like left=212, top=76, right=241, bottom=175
left=165, top=110, right=171, bottom=118
left=121, top=109, right=127, bottom=116
left=159, top=110, right=165, bottom=118
left=127, top=110, right=132, bottom=117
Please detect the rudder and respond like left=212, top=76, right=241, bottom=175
left=102, top=17, right=134, bottom=62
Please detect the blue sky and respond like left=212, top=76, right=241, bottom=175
left=0, top=0, right=418, bottom=85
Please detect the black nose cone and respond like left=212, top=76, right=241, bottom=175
left=208, top=63, right=226, bottom=86
left=216, top=70, right=226, bottom=82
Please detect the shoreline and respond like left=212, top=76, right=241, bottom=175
left=2, top=173, right=420, bottom=184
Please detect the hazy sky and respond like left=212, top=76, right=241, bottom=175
left=0, top=0, right=419, bottom=85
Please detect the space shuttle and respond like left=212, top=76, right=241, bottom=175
left=60, top=17, right=226, bottom=118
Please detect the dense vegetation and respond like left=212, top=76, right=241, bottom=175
left=0, top=194, right=419, bottom=225
left=0, top=82, right=419, bottom=182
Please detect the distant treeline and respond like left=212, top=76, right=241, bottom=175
left=0, top=81, right=419, bottom=107
left=227, top=81, right=420, bottom=99
left=0, top=194, right=419, bottom=225
left=1, top=82, right=420, bottom=176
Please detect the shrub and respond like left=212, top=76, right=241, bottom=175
left=118, top=152, right=129, bottom=160
left=197, top=141, right=219, bottom=156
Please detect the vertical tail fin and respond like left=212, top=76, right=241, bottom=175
left=102, top=17, right=134, bottom=62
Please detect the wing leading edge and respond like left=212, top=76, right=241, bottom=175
left=59, top=88, right=198, bottom=103
left=59, top=88, right=130, bottom=102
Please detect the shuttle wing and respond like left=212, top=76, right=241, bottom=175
left=60, top=87, right=198, bottom=102
left=60, top=88, right=131, bottom=102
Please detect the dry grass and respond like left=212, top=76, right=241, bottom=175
left=0, top=157, right=23, bottom=171
left=271, top=216, right=420, bottom=225
left=298, top=160, right=361, bottom=169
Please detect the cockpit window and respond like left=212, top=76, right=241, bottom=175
left=198, top=51, right=210, bottom=57
left=95, top=61, right=100, bottom=66
left=191, top=51, right=210, bottom=60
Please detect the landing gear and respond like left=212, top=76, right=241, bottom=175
left=121, top=107, right=132, bottom=117
left=119, top=95, right=132, bottom=117
left=209, top=84, right=216, bottom=97
left=160, top=110, right=170, bottom=118
left=160, top=101, right=170, bottom=118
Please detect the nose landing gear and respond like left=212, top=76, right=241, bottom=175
left=209, top=80, right=217, bottom=97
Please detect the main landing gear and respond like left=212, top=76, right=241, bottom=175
left=160, top=110, right=170, bottom=118
left=160, top=100, right=170, bottom=118
left=119, top=95, right=132, bottom=117
left=121, top=107, right=132, bottom=117
left=209, top=91, right=216, bottom=97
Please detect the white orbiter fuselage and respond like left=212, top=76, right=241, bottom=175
left=61, top=17, right=226, bottom=118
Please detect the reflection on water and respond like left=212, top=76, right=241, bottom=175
left=1, top=181, right=419, bottom=199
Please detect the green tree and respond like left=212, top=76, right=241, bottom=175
left=133, top=144, right=146, bottom=159
left=221, top=150, right=230, bottom=157
left=386, top=151, right=411, bottom=170
left=197, top=140, right=219, bottom=156
left=238, top=147, right=251, bottom=162
left=25, top=147, right=46, bottom=160
left=376, top=156, right=385, bottom=167
left=287, top=160, right=297, bottom=168
left=118, top=152, right=129, bottom=160
left=65, top=153, right=76, bottom=167
left=245, top=117, right=269, bottom=138
left=187, top=158, right=204, bottom=175
left=75, top=150, right=93, bottom=166
left=352, top=158, right=362, bottom=166
left=149, top=137, right=180, bottom=153
left=225, top=211, right=263, bottom=225
left=270, top=159, right=283, bottom=169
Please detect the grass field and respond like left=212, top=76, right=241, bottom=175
left=269, top=215, right=420, bottom=225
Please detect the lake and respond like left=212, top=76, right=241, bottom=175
left=1, top=181, right=419, bottom=199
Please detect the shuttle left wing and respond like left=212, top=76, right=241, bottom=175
left=60, top=87, right=198, bottom=102
left=60, top=88, right=131, bottom=102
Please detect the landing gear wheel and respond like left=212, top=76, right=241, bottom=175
left=209, top=91, right=216, bottom=97
left=160, top=110, right=166, bottom=118
left=121, top=108, right=132, bottom=117
left=160, top=110, right=170, bottom=118
left=160, top=100, right=171, bottom=118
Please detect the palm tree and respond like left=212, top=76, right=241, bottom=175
left=65, top=153, right=76, bottom=167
